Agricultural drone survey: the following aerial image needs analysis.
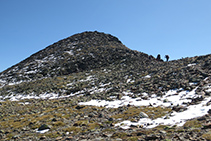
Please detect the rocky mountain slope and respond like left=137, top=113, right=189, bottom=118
left=0, top=31, right=211, bottom=140
left=0, top=31, right=152, bottom=87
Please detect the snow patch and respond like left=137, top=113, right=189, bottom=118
left=126, top=79, right=135, bottom=83
left=80, top=75, right=96, bottom=82
left=115, top=97, right=211, bottom=129
left=144, top=75, right=151, bottom=79
left=65, top=50, right=74, bottom=55
left=25, top=70, right=38, bottom=74
left=79, top=87, right=211, bottom=128
left=1, top=93, right=72, bottom=101
left=187, top=63, right=196, bottom=67
left=19, top=102, right=30, bottom=105
left=36, top=129, right=49, bottom=134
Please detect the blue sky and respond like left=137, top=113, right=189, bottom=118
left=0, top=0, right=211, bottom=72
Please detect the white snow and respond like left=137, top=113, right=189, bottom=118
left=80, top=75, right=95, bottom=82
left=187, top=63, right=196, bottom=67
left=122, top=91, right=133, bottom=95
left=99, top=82, right=111, bottom=87
left=189, top=82, right=198, bottom=86
left=19, top=102, right=30, bottom=105
left=1, top=93, right=72, bottom=101
left=7, top=81, right=24, bottom=86
left=36, top=129, right=49, bottom=134
left=79, top=87, right=211, bottom=129
left=116, top=96, right=211, bottom=129
left=144, top=75, right=151, bottom=79
left=126, top=79, right=132, bottom=83
left=1, top=75, right=211, bottom=130
left=89, top=87, right=107, bottom=94
left=25, top=70, right=38, bottom=74
left=206, top=89, right=211, bottom=92
left=0, top=79, right=6, bottom=83
left=79, top=89, right=194, bottom=108
left=65, top=50, right=74, bottom=55
left=126, top=79, right=135, bottom=83
left=89, top=53, right=95, bottom=58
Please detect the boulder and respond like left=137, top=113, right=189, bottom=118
left=139, top=112, right=149, bottom=118
left=38, top=124, right=50, bottom=131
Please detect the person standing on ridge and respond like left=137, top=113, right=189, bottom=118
left=165, top=55, right=169, bottom=61
left=156, top=54, right=161, bottom=61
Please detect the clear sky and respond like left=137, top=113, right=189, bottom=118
left=0, top=0, right=211, bottom=72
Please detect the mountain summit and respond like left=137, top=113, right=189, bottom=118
left=0, top=31, right=153, bottom=86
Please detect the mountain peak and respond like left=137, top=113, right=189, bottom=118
left=69, top=31, right=122, bottom=44
left=48, top=31, right=124, bottom=52
left=0, top=31, right=152, bottom=86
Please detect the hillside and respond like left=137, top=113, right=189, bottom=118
left=0, top=31, right=152, bottom=87
left=0, top=31, right=211, bottom=140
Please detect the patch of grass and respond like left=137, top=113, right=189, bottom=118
left=183, top=119, right=202, bottom=129
left=154, top=125, right=169, bottom=130
left=127, top=137, right=138, bottom=141
left=45, top=131, right=60, bottom=138
left=87, top=122, right=102, bottom=131
left=112, top=106, right=171, bottom=121
left=102, top=128, right=116, bottom=132
left=0, top=114, right=34, bottom=130
left=53, top=112, right=63, bottom=118
left=191, top=128, right=201, bottom=132
left=133, top=129, right=155, bottom=136
left=73, top=120, right=89, bottom=126
left=63, top=126, right=81, bottom=136
left=111, top=132, right=128, bottom=139
left=6, top=133, right=14, bottom=139
left=154, top=125, right=177, bottom=132
left=30, top=123, right=40, bottom=130
left=202, top=131, right=211, bottom=140
left=52, top=121, right=66, bottom=127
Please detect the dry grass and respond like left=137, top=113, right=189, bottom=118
left=112, top=106, right=172, bottom=121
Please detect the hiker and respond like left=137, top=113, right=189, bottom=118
left=165, top=55, right=169, bottom=61
left=156, top=54, right=161, bottom=61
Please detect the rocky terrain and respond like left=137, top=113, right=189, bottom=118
left=0, top=31, right=211, bottom=140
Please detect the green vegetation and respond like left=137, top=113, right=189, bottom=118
left=183, top=119, right=202, bottom=129
left=112, top=106, right=172, bottom=121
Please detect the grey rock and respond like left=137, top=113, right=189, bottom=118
left=75, top=105, right=85, bottom=109
left=12, top=135, right=20, bottom=139
left=208, top=109, right=211, bottom=114
left=145, top=134, right=160, bottom=140
left=55, top=136, right=63, bottom=141
left=38, top=124, right=50, bottom=131
left=172, top=105, right=187, bottom=112
left=139, top=112, right=149, bottom=118
left=94, top=137, right=104, bottom=141
left=40, top=136, right=46, bottom=140
left=115, top=138, right=123, bottom=141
